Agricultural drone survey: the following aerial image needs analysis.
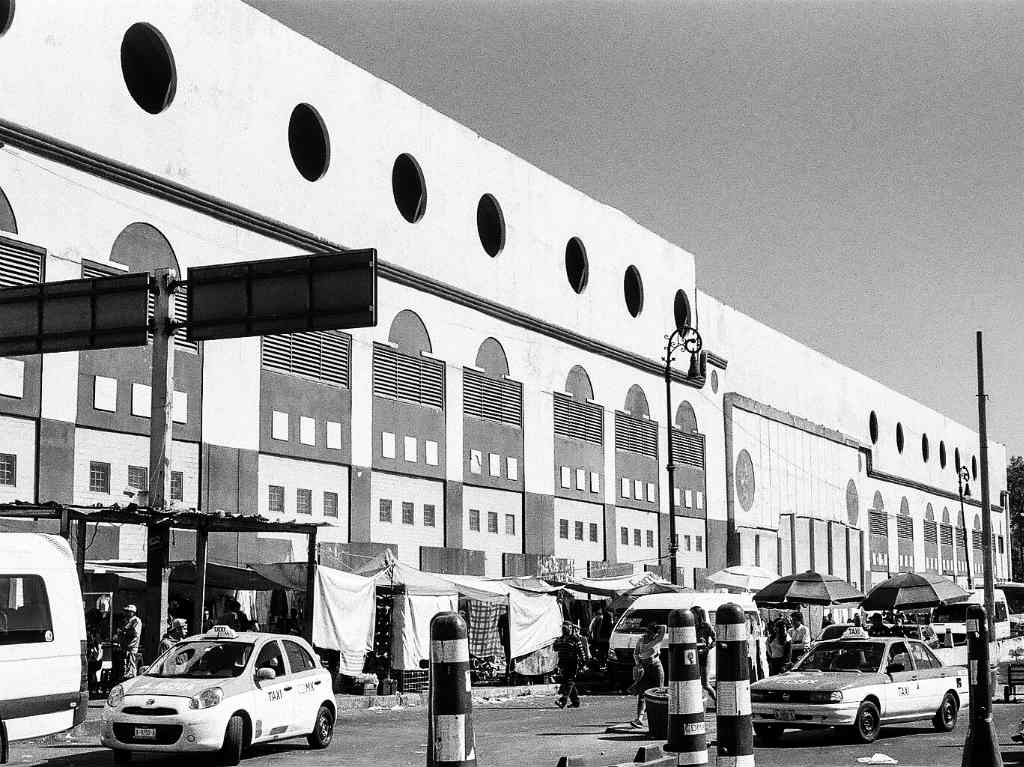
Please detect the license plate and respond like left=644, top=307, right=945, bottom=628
left=134, top=727, right=157, bottom=740
left=776, top=710, right=796, bottom=722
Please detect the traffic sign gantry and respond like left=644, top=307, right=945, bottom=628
left=185, top=248, right=376, bottom=341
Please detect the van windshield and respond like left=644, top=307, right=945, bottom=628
left=617, top=609, right=670, bottom=634
left=147, top=640, right=255, bottom=678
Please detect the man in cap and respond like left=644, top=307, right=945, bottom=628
left=158, top=617, right=188, bottom=656
left=114, top=604, right=142, bottom=683
left=552, top=621, right=587, bottom=708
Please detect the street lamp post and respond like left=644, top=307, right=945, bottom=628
left=664, top=325, right=703, bottom=586
left=958, top=465, right=973, bottom=590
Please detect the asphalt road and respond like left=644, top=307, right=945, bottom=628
left=12, top=695, right=1024, bottom=767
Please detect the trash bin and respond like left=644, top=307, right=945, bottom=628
left=644, top=687, right=669, bottom=739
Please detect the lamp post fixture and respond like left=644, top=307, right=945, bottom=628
left=957, top=465, right=973, bottom=590
left=663, top=324, right=703, bottom=586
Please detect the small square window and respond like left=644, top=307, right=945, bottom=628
left=469, top=508, right=481, bottom=532
left=576, top=468, right=586, bottom=491
left=590, top=472, right=600, bottom=493
left=0, top=453, right=16, bottom=486
left=507, top=457, right=518, bottom=481
left=324, top=492, right=339, bottom=518
left=695, top=491, right=704, bottom=509
left=381, top=431, right=396, bottom=459
left=646, top=530, right=655, bottom=548
left=268, top=484, right=285, bottom=513
left=404, top=436, right=418, bottom=462
left=272, top=411, right=289, bottom=441
left=127, top=465, right=148, bottom=492
left=379, top=499, right=392, bottom=523
left=93, top=376, right=117, bottom=412
left=684, top=535, right=692, bottom=552
left=170, top=471, right=183, bottom=501
left=505, top=514, right=516, bottom=535
left=574, top=521, right=584, bottom=541
left=559, top=519, right=569, bottom=539
left=696, top=536, right=703, bottom=552
left=634, top=479, right=643, bottom=500
left=426, top=440, right=439, bottom=466
left=560, top=466, right=571, bottom=488
left=589, top=523, right=599, bottom=542
left=326, top=421, right=342, bottom=450
left=633, top=529, right=641, bottom=547
left=172, top=391, right=188, bottom=424
left=471, top=450, right=483, bottom=474
left=489, top=453, right=501, bottom=477
left=89, top=461, right=111, bottom=494
left=131, top=383, right=151, bottom=418
left=299, top=416, right=316, bottom=446
left=296, top=488, right=312, bottom=515
left=684, top=490, right=693, bottom=508
left=0, top=358, right=24, bottom=399
left=487, top=511, right=498, bottom=534
left=402, top=502, right=414, bottom=525
left=423, top=504, right=436, bottom=527
left=620, top=478, right=630, bottom=498
left=620, top=527, right=629, bottom=545
left=646, top=482, right=656, bottom=502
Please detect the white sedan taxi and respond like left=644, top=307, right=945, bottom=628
left=101, top=627, right=336, bottom=765
left=750, top=626, right=968, bottom=744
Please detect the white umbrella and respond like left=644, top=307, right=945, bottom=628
left=705, top=565, right=778, bottom=592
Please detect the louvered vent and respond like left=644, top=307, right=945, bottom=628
left=940, top=524, right=954, bottom=547
left=553, top=392, right=603, bottom=445
left=896, top=516, right=913, bottom=540
left=463, top=368, right=522, bottom=427
left=672, top=430, right=705, bottom=469
left=372, top=342, right=445, bottom=409
left=262, top=331, right=351, bottom=388
left=923, top=520, right=938, bottom=544
left=869, top=511, right=888, bottom=537
left=0, top=238, right=42, bottom=287
left=615, top=412, right=658, bottom=458
left=972, top=530, right=984, bottom=550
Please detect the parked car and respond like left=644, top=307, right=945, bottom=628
left=101, top=626, right=335, bottom=765
left=750, top=626, right=968, bottom=744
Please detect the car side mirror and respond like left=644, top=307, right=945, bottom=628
left=256, top=667, right=276, bottom=682
left=886, top=662, right=905, bottom=675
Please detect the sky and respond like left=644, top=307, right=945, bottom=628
left=247, top=0, right=1024, bottom=461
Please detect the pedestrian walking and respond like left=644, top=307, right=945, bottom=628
left=692, top=605, right=717, bottom=709
left=767, top=619, right=791, bottom=675
left=158, top=617, right=188, bottom=656
left=790, top=611, right=810, bottom=660
left=114, top=604, right=142, bottom=683
left=553, top=621, right=587, bottom=708
left=628, top=621, right=666, bottom=728
left=588, top=606, right=611, bottom=667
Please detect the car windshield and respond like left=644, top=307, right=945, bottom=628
left=793, top=641, right=884, bottom=673
left=932, top=605, right=969, bottom=623
left=146, top=640, right=255, bottom=678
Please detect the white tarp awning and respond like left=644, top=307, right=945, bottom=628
left=392, top=592, right=458, bottom=670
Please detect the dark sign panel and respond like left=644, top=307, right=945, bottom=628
left=186, top=249, right=376, bottom=342
left=0, top=273, right=150, bottom=355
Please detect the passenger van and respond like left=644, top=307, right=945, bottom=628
left=0, top=533, right=88, bottom=759
left=931, top=588, right=1010, bottom=645
left=607, top=592, right=762, bottom=687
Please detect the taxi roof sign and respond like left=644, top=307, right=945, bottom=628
left=841, top=627, right=869, bottom=640
left=205, top=625, right=238, bottom=639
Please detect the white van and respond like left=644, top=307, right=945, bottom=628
left=931, top=588, right=1010, bottom=645
left=607, top=592, right=763, bottom=687
left=0, top=533, right=88, bottom=759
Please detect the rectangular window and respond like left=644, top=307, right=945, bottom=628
left=754, top=535, right=761, bottom=567
left=471, top=450, right=483, bottom=474
left=589, top=523, right=599, bottom=542
left=324, top=492, right=339, bottom=518
left=696, top=536, right=703, bottom=552
left=487, top=511, right=499, bottom=534
left=93, top=376, right=117, bottom=412
left=127, top=465, right=148, bottom=492
left=89, top=461, right=110, bottom=494
left=646, top=530, right=655, bottom=548
left=402, top=502, right=415, bottom=525
left=0, top=453, right=15, bottom=486
left=507, top=457, right=518, bottom=481
left=379, top=499, right=392, bottom=523
left=620, top=477, right=630, bottom=498
left=633, top=529, right=641, bottom=547
left=470, top=509, right=481, bottom=532
left=423, top=504, right=436, bottom=527
left=271, top=411, right=289, bottom=441
left=130, top=383, right=151, bottom=418
left=505, top=514, right=516, bottom=535
left=170, top=471, right=183, bottom=501
left=268, top=485, right=285, bottom=513
left=172, top=391, right=188, bottom=424
left=426, top=440, right=439, bottom=466
left=695, top=491, right=704, bottom=509
left=299, top=416, right=316, bottom=446
left=633, top=479, right=643, bottom=500
left=590, top=472, right=600, bottom=493
left=559, top=518, right=569, bottom=539
left=646, top=482, right=656, bottom=502
left=576, top=468, right=586, bottom=491
left=574, top=521, right=584, bottom=541
left=684, top=489, right=693, bottom=508
left=560, top=466, right=571, bottom=488
left=0, top=575, right=53, bottom=645
left=684, top=535, right=692, bottom=552
left=0, top=358, right=25, bottom=399
left=296, top=488, right=312, bottom=515
left=404, top=436, right=418, bottom=462
left=621, top=527, right=629, bottom=545
left=673, top=488, right=681, bottom=506
left=381, top=431, right=396, bottom=459
left=999, top=536, right=1005, bottom=554
left=326, top=421, right=342, bottom=450
left=489, top=453, right=501, bottom=477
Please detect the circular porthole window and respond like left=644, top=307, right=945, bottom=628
left=623, top=265, right=644, bottom=317
left=0, top=0, right=15, bottom=36
left=120, top=22, right=177, bottom=114
left=392, top=153, right=426, bottom=223
left=922, top=433, right=929, bottom=463
left=939, top=440, right=947, bottom=469
left=674, top=289, right=691, bottom=331
left=288, top=104, right=330, bottom=182
left=564, top=237, right=588, bottom=294
left=868, top=411, right=879, bottom=444
left=476, top=194, right=505, bottom=257
left=896, top=422, right=904, bottom=453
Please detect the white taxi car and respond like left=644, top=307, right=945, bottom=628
left=750, top=626, right=968, bottom=744
left=101, top=627, right=336, bottom=765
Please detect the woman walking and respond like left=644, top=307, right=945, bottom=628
left=628, top=622, right=666, bottom=729
left=692, top=605, right=717, bottom=709
left=767, top=619, right=792, bottom=676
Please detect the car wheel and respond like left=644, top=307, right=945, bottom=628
left=112, top=750, right=132, bottom=764
left=933, top=692, right=958, bottom=732
left=307, top=705, right=335, bottom=749
left=220, top=715, right=246, bottom=766
left=753, top=724, right=783, bottom=744
left=852, top=700, right=881, bottom=743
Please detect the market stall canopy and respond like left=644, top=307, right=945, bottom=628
left=87, top=560, right=282, bottom=591
left=609, top=582, right=692, bottom=612
left=705, top=565, right=777, bottom=593
left=553, top=570, right=665, bottom=597
left=861, top=572, right=971, bottom=611
left=494, top=576, right=565, bottom=594
left=753, top=570, right=865, bottom=606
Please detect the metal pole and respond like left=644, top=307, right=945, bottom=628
left=665, top=332, right=679, bottom=586
left=976, top=331, right=997, bottom=637
left=304, top=528, right=318, bottom=643
left=961, top=603, right=1001, bottom=767
left=959, top=470, right=974, bottom=591
left=193, top=526, right=208, bottom=636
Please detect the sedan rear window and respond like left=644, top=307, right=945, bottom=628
left=148, top=640, right=255, bottom=678
left=794, top=641, right=884, bottom=673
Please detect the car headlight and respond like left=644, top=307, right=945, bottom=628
left=189, top=687, right=224, bottom=710
left=106, top=685, right=125, bottom=708
left=809, top=690, right=843, bottom=704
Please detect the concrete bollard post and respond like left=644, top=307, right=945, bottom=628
left=428, top=612, right=477, bottom=767
left=714, top=604, right=754, bottom=767
left=665, top=608, right=708, bottom=766
left=961, top=604, right=1002, bottom=767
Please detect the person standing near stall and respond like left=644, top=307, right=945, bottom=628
left=553, top=621, right=587, bottom=708
left=114, top=604, right=142, bottom=683
left=790, top=611, right=810, bottom=660
left=628, top=622, right=667, bottom=728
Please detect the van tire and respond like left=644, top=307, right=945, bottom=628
left=220, top=715, right=245, bottom=766
left=112, top=750, right=132, bottom=764
left=307, top=705, right=335, bottom=749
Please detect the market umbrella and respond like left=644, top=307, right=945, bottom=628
left=860, top=572, right=970, bottom=611
left=705, top=565, right=777, bottom=592
left=609, top=581, right=691, bottom=612
left=753, top=570, right=865, bottom=606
